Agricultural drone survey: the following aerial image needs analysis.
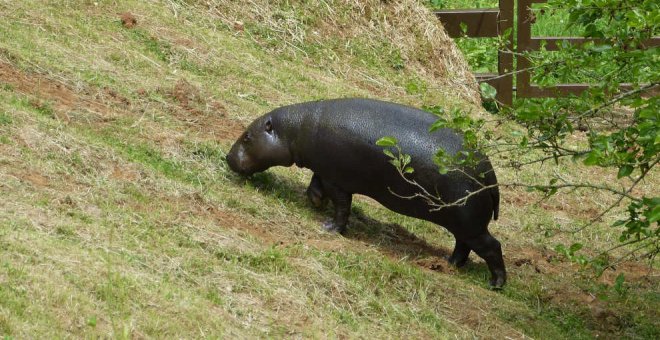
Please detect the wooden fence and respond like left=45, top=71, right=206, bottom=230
left=435, top=0, right=659, bottom=106
left=435, top=0, right=513, bottom=105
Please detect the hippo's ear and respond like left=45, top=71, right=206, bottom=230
left=265, top=119, right=273, bottom=133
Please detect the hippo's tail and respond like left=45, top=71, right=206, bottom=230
left=485, top=168, right=500, bottom=221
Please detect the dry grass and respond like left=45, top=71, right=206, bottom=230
left=198, top=0, right=480, bottom=105
left=0, top=0, right=657, bottom=338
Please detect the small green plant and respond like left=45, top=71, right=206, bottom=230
left=29, top=100, right=54, bottom=118
left=126, top=29, right=174, bottom=64
left=404, top=78, right=428, bottom=95
left=554, top=243, right=588, bottom=265
left=86, top=316, right=97, bottom=328
left=612, top=273, right=627, bottom=297
left=0, top=112, right=12, bottom=125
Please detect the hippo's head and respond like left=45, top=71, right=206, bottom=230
left=226, top=113, right=294, bottom=176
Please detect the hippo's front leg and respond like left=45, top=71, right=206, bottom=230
left=306, top=173, right=327, bottom=208
left=320, top=180, right=352, bottom=234
left=447, top=239, right=471, bottom=267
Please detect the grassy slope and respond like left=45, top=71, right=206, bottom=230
left=0, top=1, right=657, bottom=338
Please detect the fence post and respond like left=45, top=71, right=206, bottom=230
left=516, top=0, right=534, bottom=98
left=496, top=0, right=514, bottom=105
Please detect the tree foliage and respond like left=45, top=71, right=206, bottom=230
left=392, top=0, right=658, bottom=271
left=513, top=0, right=659, bottom=267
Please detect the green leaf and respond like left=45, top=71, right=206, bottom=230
left=520, top=136, right=528, bottom=148
left=614, top=273, right=626, bottom=295
left=617, top=165, right=633, bottom=178
left=612, top=219, right=627, bottom=227
left=590, top=44, right=612, bottom=53
left=383, top=149, right=395, bottom=158
left=569, top=242, right=583, bottom=253
left=402, top=154, right=411, bottom=167
left=404, top=166, right=414, bottom=174
left=479, top=83, right=497, bottom=100
left=428, top=119, right=447, bottom=132
left=459, top=22, right=468, bottom=35
left=647, top=205, right=660, bottom=223
left=555, top=244, right=567, bottom=255
left=376, top=136, right=397, bottom=147
left=583, top=151, right=601, bottom=166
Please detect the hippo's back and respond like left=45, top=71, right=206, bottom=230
left=291, top=98, right=471, bottom=192
left=291, top=98, right=464, bottom=160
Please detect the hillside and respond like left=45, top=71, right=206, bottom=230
left=0, top=0, right=657, bottom=338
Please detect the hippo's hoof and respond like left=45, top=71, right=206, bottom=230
left=447, top=255, right=469, bottom=268
left=488, top=272, right=506, bottom=290
left=322, top=220, right=345, bottom=234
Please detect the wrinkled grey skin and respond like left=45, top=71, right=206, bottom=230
left=226, top=98, right=505, bottom=288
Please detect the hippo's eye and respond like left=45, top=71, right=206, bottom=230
left=265, top=119, right=272, bottom=133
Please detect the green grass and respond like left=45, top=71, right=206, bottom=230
left=0, top=0, right=657, bottom=338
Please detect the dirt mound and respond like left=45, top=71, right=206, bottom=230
left=168, top=79, right=206, bottom=114
left=120, top=12, right=137, bottom=28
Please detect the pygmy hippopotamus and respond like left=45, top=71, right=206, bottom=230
left=226, top=98, right=505, bottom=288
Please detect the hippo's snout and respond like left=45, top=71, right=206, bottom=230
left=226, top=151, right=247, bottom=175
left=226, top=152, right=240, bottom=173
left=226, top=145, right=258, bottom=176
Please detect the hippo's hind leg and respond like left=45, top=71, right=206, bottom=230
left=448, top=240, right=471, bottom=268
left=319, top=179, right=352, bottom=234
left=463, top=232, right=506, bottom=289
left=306, top=173, right=327, bottom=208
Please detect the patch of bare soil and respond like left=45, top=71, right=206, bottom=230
left=17, top=171, right=50, bottom=188
left=1, top=63, right=75, bottom=116
left=511, top=245, right=656, bottom=285
left=414, top=256, right=450, bottom=273
left=163, top=78, right=246, bottom=141
left=0, top=62, right=243, bottom=143
left=509, top=244, right=658, bottom=334
left=169, top=79, right=205, bottom=113
left=503, top=188, right=608, bottom=222
left=110, top=165, right=141, bottom=182
left=0, top=62, right=129, bottom=122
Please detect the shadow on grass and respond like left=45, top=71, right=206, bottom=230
left=239, top=171, right=468, bottom=268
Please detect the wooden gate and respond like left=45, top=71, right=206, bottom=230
left=436, top=0, right=659, bottom=106
left=435, top=0, right=513, bottom=105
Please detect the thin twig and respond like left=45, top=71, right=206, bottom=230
left=568, top=157, right=659, bottom=233
left=572, top=82, right=660, bottom=121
